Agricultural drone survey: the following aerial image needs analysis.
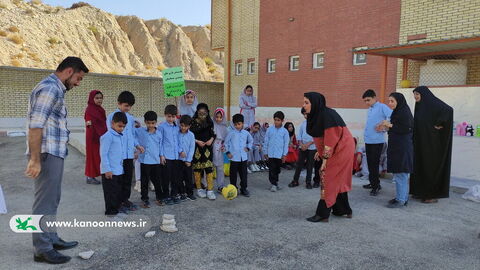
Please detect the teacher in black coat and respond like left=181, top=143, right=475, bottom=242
left=380, top=92, right=413, bottom=208
left=410, top=86, right=453, bottom=203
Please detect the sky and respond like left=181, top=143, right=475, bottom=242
left=42, top=0, right=212, bottom=26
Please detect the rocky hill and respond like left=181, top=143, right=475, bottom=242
left=0, top=0, right=224, bottom=81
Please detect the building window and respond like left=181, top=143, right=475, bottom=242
left=267, top=59, right=276, bottom=73
left=247, top=61, right=255, bottom=74
left=313, top=52, right=324, bottom=69
left=290, top=56, right=299, bottom=71
left=353, top=47, right=367, bottom=65
left=235, top=62, right=243, bottom=75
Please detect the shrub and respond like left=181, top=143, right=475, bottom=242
left=8, top=34, right=23, bottom=45
left=145, top=65, right=152, bottom=70
left=12, top=0, right=22, bottom=7
left=30, top=0, right=41, bottom=5
left=156, top=65, right=166, bottom=71
left=11, top=59, right=21, bottom=67
left=109, top=71, right=119, bottom=75
left=28, top=52, right=41, bottom=62
left=0, top=30, right=7, bottom=37
left=25, top=9, right=33, bottom=15
left=13, top=53, right=24, bottom=59
left=128, top=71, right=136, bottom=76
left=8, top=26, right=20, bottom=33
left=204, top=57, right=213, bottom=66
left=87, top=25, right=98, bottom=34
left=208, top=66, right=216, bottom=74
left=68, top=2, right=90, bottom=9
left=47, top=37, right=61, bottom=44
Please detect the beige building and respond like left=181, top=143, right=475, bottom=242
left=211, top=0, right=260, bottom=119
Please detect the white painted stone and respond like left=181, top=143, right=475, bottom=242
left=78, top=250, right=95, bottom=260
left=144, top=231, right=156, bottom=238
left=162, top=214, right=175, bottom=220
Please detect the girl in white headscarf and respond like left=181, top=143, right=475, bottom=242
left=239, top=85, right=257, bottom=128
left=179, top=89, right=199, bottom=117
left=213, top=108, right=228, bottom=192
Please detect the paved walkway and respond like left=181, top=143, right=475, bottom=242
left=0, top=137, right=479, bottom=269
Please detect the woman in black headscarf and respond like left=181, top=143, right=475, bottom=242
left=379, top=92, right=413, bottom=208
left=190, top=103, right=216, bottom=199
left=303, top=92, right=355, bottom=223
left=410, top=86, right=453, bottom=203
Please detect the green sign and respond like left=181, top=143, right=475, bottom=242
left=162, top=67, right=186, bottom=98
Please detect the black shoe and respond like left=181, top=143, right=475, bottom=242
left=288, top=180, right=299, bottom=188
left=363, top=184, right=373, bottom=189
left=370, top=187, right=380, bottom=196
left=34, top=249, right=71, bottom=264
left=313, top=182, right=320, bottom=188
left=388, top=198, right=397, bottom=205
left=173, top=197, right=181, bottom=204
left=387, top=199, right=407, bottom=208
left=306, top=182, right=313, bottom=189
left=180, top=194, right=188, bottom=202
left=53, top=239, right=78, bottom=251
left=187, top=194, right=197, bottom=201
left=240, top=189, right=250, bottom=197
left=306, top=215, right=329, bottom=223
left=141, top=200, right=150, bottom=208
left=165, top=198, right=174, bottom=205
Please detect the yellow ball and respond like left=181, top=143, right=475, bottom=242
left=400, top=80, right=411, bottom=88
left=222, top=184, right=238, bottom=200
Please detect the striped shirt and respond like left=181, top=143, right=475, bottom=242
left=26, top=74, right=69, bottom=158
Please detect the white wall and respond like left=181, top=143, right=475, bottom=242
left=397, top=86, right=480, bottom=127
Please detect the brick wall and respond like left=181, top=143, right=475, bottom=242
left=226, top=0, right=260, bottom=109
left=211, top=0, right=227, bottom=50
left=396, top=0, right=480, bottom=87
left=0, top=66, right=224, bottom=118
left=258, top=0, right=401, bottom=109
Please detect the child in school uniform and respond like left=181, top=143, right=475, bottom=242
left=213, top=108, right=228, bottom=192
left=264, top=111, right=289, bottom=192
left=178, top=115, right=197, bottom=201
left=283, top=122, right=299, bottom=169
left=179, top=89, right=199, bottom=117
left=106, top=91, right=144, bottom=212
left=159, top=104, right=182, bottom=205
left=225, top=114, right=253, bottom=197
left=135, top=111, right=163, bottom=208
left=289, top=108, right=317, bottom=189
left=248, top=122, right=267, bottom=171
left=100, top=112, right=127, bottom=217
left=239, top=85, right=257, bottom=128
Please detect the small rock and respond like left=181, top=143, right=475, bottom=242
left=160, top=225, right=178, bottom=233
left=144, top=231, right=156, bottom=238
left=162, top=219, right=176, bottom=226
left=78, top=250, right=95, bottom=260
left=163, top=214, right=175, bottom=220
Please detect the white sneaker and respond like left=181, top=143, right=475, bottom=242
left=270, top=185, right=277, bottom=192
left=253, top=164, right=261, bottom=172
left=276, top=185, right=282, bottom=190
left=247, top=168, right=252, bottom=174
left=207, top=190, right=216, bottom=200
left=149, top=182, right=155, bottom=191
left=134, top=181, right=141, bottom=192
left=248, top=164, right=256, bottom=172
left=197, top=189, right=207, bottom=198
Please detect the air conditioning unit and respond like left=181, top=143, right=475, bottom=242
left=419, top=59, right=467, bottom=86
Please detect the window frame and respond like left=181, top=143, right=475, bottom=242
left=289, top=55, right=300, bottom=71
left=247, top=61, right=256, bottom=75
left=267, top=58, right=276, bottom=73
left=312, top=52, right=325, bottom=69
left=353, top=46, right=368, bottom=66
left=235, top=62, right=243, bottom=76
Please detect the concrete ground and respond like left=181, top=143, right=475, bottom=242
left=0, top=136, right=479, bottom=270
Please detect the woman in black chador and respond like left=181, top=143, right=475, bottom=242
left=410, top=86, right=453, bottom=203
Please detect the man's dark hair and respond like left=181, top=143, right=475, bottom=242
left=144, top=111, right=157, bottom=122
left=253, top=122, right=260, bottom=127
left=301, top=107, right=306, bottom=114
left=362, top=89, right=376, bottom=99
left=180, top=115, right=192, bottom=125
left=273, top=111, right=285, bottom=120
left=112, top=111, right=127, bottom=124
left=56, top=57, right=89, bottom=73
left=117, top=91, right=135, bottom=106
left=232, top=113, right=244, bottom=124
left=164, top=104, right=177, bottom=115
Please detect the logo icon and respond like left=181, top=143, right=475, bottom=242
left=10, top=215, right=43, bottom=233
left=16, top=217, right=38, bottom=231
